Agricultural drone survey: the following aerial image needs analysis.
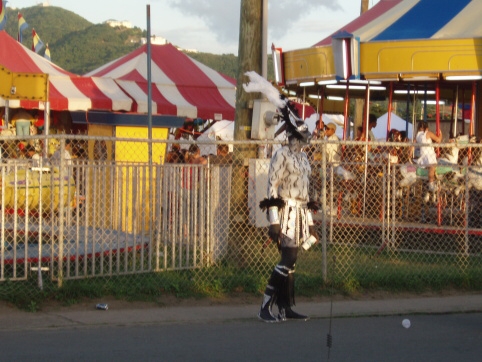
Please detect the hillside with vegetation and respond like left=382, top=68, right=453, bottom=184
left=2, top=5, right=272, bottom=80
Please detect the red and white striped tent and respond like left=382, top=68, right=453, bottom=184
left=85, top=43, right=236, bottom=120
left=0, top=30, right=132, bottom=112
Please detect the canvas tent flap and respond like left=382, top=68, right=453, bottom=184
left=0, top=30, right=132, bottom=111
left=86, top=43, right=236, bottom=120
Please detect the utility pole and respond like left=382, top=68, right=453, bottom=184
left=230, top=0, right=263, bottom=267
left=361, top=0, right=369, bottom=13
left=234, top=0, right=263, bottom=142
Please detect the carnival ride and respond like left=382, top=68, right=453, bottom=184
left=0, top=165, right=75, bottom=212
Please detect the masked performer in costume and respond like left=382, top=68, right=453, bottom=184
left=243, top=71, right=319, bottom=322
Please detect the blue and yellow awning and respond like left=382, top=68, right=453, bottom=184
left=283, top=0, right=482, bottom=84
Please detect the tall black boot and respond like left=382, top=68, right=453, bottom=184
left=277, top=272, right=309, bottom=321
left=258, top=288, right=278, bottom=323
left=258, top=268, right=286, bottom=323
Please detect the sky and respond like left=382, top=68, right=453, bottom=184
left=8, top=0, right=381, bottom=54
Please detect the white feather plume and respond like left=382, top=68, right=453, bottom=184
left=242, top=71, right=287, bottom=109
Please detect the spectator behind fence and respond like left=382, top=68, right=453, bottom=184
left=355, top=126, right=363, bottom=140
left=359, top=114, right=379, bottom=158
left=186, top=144, right=207, bottom=165
left=12, top=109, right=33, bottom=137
left=166, top=143, right=184, bottom=163
left=51, top=139, right=73, bottom=175
left=367, top=114, right=378, bottom=142
left=209, top=144, right=232, bottom=164
left=415, top=121, right=442, bottom=191
left=311, top=117, right=325, bottom=140
left=25, top=144, right=41, bottom=167
left=325, top=123, right=341, bottom=166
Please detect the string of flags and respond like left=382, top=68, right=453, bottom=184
left=32, top=28, right=45, bottom=53
left=17, top=12, right=28, bottom=43
left=1, top=3, right=52, bottom=61
left=0, top=1, right=7, bottom=31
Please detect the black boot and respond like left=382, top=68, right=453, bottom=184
left=258, top=269, right=286, bottom=323
left=258, top=292, right=278, bottom=323
left=277, top=272, right=309, bottom=321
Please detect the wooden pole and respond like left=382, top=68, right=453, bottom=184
left=230, top=0, right=263, bottom=267
left=234, top=0, right=263, bottom=142
left=361, top=0, right=369, bottom=13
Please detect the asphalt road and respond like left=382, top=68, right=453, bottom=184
left=1, top=313, right=481, bottom=361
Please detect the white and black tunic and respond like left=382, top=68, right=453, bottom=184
left=267, top=143, right=311, bottom=248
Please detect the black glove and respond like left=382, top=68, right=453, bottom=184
left=309, top=225, right=318, bottom=242
left=268, top=224, right=281, bottom=244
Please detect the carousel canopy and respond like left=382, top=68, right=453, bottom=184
left=283, top=0, right=482, bottom=83
left=315, top=0, right=481, bottom=46
left=0, top=31, right=132, bottom=112
left=85, top=43, right=236, bottom=120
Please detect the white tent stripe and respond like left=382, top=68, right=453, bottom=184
left=86, top=43, right=236, bottom=119
left=354, top=0, right=420, bottom=42
left=49, top=76, right=92, bottom=111
left=91, top=77, right=133, bottom=111
left=156, top=84, right=197, bottom=118
left=116, top=80, right=157, bottom=114
left=189, top=57, right=237, bottom=107
left=432, top=1, right=482, bottom=39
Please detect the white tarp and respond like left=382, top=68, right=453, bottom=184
left=373, top=112, right=413, bottom=141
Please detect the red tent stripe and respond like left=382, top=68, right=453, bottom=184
left=70, top=77, right=113, bottom=111
left=136, top=81, right=178, bottom=115
left=84, top=46, right=147, bottom=78
left=87, top=43, right=236, bottom=120
left=0, top=30, right=132, bottom=112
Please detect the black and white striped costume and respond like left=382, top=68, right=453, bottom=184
left=267, top=142, right=313, bottom=248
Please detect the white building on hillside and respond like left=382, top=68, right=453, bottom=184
left=141, top=35, right=168, bottom=45
left=105, top=19, right=133, bottom=29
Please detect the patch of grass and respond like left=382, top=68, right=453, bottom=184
left=1, top=249, right=480, bottom=311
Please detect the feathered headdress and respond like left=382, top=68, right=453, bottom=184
left=243, top=71, right=310, bottom=141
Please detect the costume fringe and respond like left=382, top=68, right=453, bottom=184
left=307, top=201, right=320, bottom=212
left=259, top=197, right=285, bottom=211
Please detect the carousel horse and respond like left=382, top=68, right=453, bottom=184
left=455, top=137, right=482, bottom=193
left=397, top=135, right=469, bottom=203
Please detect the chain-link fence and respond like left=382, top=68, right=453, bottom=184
left=0, top=134, right=481, bottom=305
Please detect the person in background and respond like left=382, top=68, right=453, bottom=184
left=325, top=123, right=341, bottom=166
left=174, top=119, right=202, bottom=148
left=355, top=126, right=363, bottom=140
left=415, top=121, right=442, bottom=191
left=367, top=114, right=378, bottom=142
left=311, top=117, right=325, bottom=140
left=209, top=143, right=233, bottom=165
left=186, top=144, right=207, bottom=165
left=12, top=109, right=33, bottom=137
left=359, top=114, right=379, bottom=158
left=51, top=139, right=73, bottom=175
left=0, top=107, right=6, bottom=131
left=166, top=143, right=184, bottom=163
left=25, top=144, right=41, bottom=167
